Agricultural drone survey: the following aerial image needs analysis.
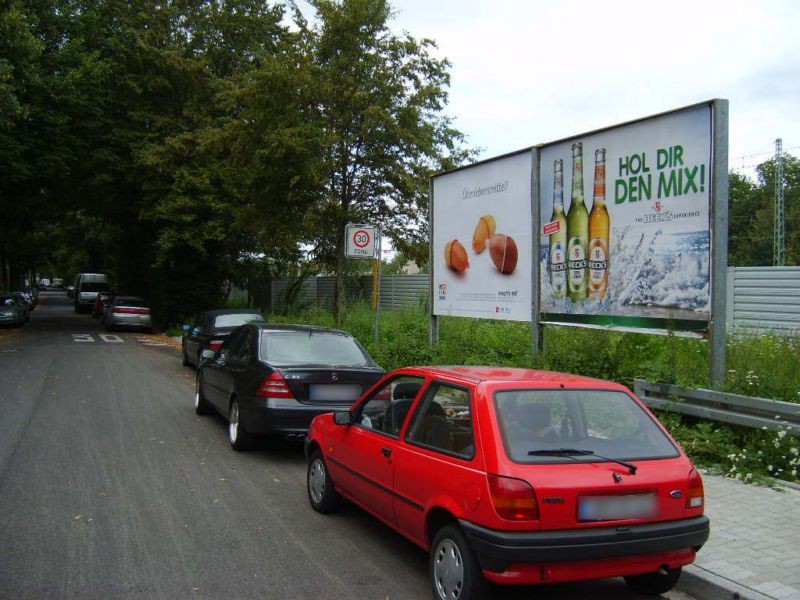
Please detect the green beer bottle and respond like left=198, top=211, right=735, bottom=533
left=549, top=159, right=567, bottom=297
left=567, top=142, right=588, bottom=302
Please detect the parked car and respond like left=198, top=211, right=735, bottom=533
left=10, top=292, right=31, bottom=322
left=0, top=295, right=25, bottom=327
left=103, top=296, right=152, bottom=332
left=305, top=366, right=710, bottom=599
left=195, top=323, right=385, bottom=450
left=92, top=292, right=115, bottom=319
left=181, top=309, right=266, bottom=369
left=73, top=273, right=109, bottom=313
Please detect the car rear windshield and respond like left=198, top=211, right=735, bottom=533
left=260, top=331, right=370, bottom=367
left=81, top=282, right=109, bottom=292
left=214, top=313, right=265, bottom=328
left=494, top=389, right=678, bottom=463
left=116, top=298, right=147, bottom=307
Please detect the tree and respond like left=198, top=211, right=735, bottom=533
left=294, top=0, right=472, bottom=319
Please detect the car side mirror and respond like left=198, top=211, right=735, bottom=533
left=201, top=349, right=216, bottom=360
left=334, top=411, right=353, bottom=426
left=182, top=324, right=190, bottom=332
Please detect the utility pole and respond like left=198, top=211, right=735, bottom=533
left=774, top=138, right=785, bottom=266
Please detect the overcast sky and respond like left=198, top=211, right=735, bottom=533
left=384, top=0, right=800, bottom=179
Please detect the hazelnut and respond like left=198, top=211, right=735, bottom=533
left=489, top=234, right=518, bottom=274
left=472, top=214, right=496, bottom=253
left=444, top=239, right=469, bottom=273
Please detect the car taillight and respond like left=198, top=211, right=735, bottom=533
left=257, top=372, right=295, bottom=399
left=113, top=307, right=150, bottom=315
left=208, top=340, right=223, bottom=351
left=686, top=468, right=704, bottom=509
left=488, top=474, right=539, bottom=520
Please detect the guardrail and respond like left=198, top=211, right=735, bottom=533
left=633, top=379, right=800, bottom=435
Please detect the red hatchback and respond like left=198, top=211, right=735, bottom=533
left=305, top=366, right=709, bottom=599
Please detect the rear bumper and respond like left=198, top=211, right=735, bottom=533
left=241, top=399, right=347, bottom=436
left=109, top=316, right=152, bottom=329
left=460, top=515, right=709, bottom=573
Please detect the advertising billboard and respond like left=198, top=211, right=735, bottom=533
left=538, top=104, right=713, bottom=331
left=432, top=151, right=533, bottom=321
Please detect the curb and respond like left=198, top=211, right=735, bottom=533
left=679, top=564, right=776, bottom=600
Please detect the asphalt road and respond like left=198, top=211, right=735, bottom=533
left=0, top=292, right=696, bottom=600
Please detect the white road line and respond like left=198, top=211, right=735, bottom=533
left=99, top=334, right=124, bottom=343
left=72, top=334, right=95, bottom=343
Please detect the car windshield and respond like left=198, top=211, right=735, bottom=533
left=261, top=331, right=370, bottom=367
left=214, top=313, right=265, bottom=328
left=82, top=282, right=109, bottom=292
left=494, top=389, right=678, bottom=463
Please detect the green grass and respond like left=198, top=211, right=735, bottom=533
left=268, top=302, right=800, bottom=484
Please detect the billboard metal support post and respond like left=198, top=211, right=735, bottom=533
left=429, top=177, right=439, bottom=345
left=710, top=99, right=729, bottom=389
left=374, top=229, right=382, bottom=343
left=530, top=146, right=542, bottom=361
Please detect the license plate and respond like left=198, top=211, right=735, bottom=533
left=308, top=384, right=361, bottom=402
left=578, top=494, right=656, bottom=521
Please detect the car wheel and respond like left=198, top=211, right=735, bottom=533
left=228, top=399, right=253, bottom=451
left=624, top=567, right=682, bottom=596
left=307, top=450, right=342, bottom=513
left=430, top=524, right=487, bottom=600
left=194, top=375, right=212, bottom=415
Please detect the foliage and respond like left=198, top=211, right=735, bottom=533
left=729, top=155, right=800, bottom=266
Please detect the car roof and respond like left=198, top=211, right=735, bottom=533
left=393, top=365, right=625, bottom=389
left=253, top=323, right=351, bottom=336
left=203, top=309, right=263, bottom=317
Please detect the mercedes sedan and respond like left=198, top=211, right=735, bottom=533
left=195, top=323, right=385, bottom=450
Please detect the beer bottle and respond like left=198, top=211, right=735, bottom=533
left=588, top=148, right=610, bottom=300
left=549, top=159, right=567, bottom=297
left=567, top=142, right=588, bottom=302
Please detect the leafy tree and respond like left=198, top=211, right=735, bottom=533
left=293, top=0, right=472, bottom=319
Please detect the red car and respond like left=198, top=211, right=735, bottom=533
left=305, top=366, right=709, bottom=599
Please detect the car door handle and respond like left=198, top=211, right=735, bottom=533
left=381, top=447, right=392, bottom=457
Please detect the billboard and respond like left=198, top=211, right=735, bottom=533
left=539, top=104, right=713, bottom=331
left=432, top=151, right=533, bottom=321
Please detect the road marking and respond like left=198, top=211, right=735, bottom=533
left=72, top=334, right=95, bottom=343
left=99, top=334, right=123, bottom=343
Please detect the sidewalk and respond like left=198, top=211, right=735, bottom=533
left=677, top=474, right=800, bottom=600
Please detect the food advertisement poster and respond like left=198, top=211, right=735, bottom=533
left=432, top=151, right=533, bottom=321
left=539, top=104, right=713, bottom=330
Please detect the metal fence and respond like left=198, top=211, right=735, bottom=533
left=268, top=274, right=429, bottom=314
left=726, top=266, right=800, bottom=334
left=634, top=379, right=800, bottom=435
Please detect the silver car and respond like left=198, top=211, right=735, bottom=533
left=103, top=296, right=153, bottom=332
left=0, top=295, right=25, bottom=327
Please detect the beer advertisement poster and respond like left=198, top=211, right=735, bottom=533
left=432, top=150, right=533, bottom=322
left=538, top=104, right=712, bottom=331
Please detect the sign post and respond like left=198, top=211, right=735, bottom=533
left=344, top=223, right=381, bottom=342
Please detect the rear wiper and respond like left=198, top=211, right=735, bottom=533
left=528, top=448, right=637, bottom=475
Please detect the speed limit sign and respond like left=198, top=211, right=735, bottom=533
left=345, top=223, right=378, bottom=258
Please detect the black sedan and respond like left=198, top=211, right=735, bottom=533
left=195, top=323, right=385, bottom=450
left=181, top=309, right=266, bottom=368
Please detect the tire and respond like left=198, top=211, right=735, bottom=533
left=228, top=399, right=254, bottom=451
left=194, top=375, right=212, bottom=415
left=624, top=566, right=682, bottom=596
left=430, top=524, right=488, bottom=600
left=307, top=450, right=342, bottom=513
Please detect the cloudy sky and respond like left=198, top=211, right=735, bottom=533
left=385, top=0, right=800, bottom=179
